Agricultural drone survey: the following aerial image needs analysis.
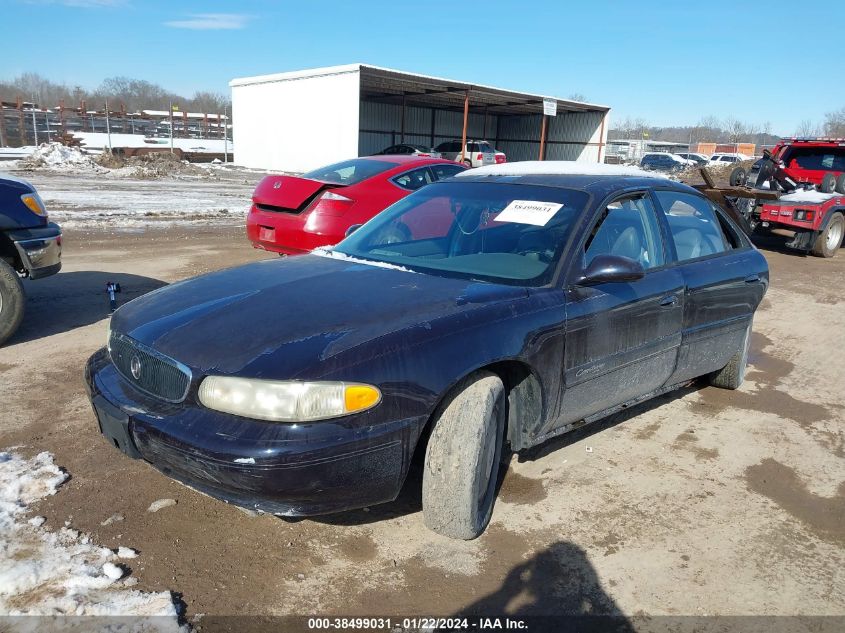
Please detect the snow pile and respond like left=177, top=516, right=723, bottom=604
left=456, top=160, right=669, bottom=180
left=779, top=189, right=841, bottom=204
left=18, top=143, right=101, bottom=172
left=0, top=450, right=184, bottom=630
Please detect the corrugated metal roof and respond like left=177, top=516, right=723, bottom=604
left=230, top=63, right=609, bottom=116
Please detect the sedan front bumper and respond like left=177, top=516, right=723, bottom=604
left=9, top=223, right=62, bottom=279
left=85, top=348, right=426, bottom=516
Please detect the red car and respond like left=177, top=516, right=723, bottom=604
left=765, top=138, right=845, bottom=194
left=247, top=156, right=466, bottom=255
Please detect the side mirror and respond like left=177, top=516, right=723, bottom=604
left=577, top=254, right=645, bottom=285
left=344, top=224, right=362, bottom=238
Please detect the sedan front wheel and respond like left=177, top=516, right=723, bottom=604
left=422, top=371, right=505, bottom=540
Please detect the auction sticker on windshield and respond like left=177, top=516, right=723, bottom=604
left=494, top=200, right=563, bottom=226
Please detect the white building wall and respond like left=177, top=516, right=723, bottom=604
left=231, top=68, right=360, bottom=172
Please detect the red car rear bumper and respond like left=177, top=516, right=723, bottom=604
left=247, top=205, right=346, bottom=255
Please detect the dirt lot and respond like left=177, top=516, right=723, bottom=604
left=0, top=172, right=843, bottom=630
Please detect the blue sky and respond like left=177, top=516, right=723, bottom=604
left=3, top=0, right=843, bottom=135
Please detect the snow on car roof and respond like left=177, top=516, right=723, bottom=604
left=455, top=161, right=669, bottom=179
left=779, top=189, right=842, bottom=204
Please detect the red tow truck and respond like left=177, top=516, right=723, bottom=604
left=692, top=139, right=845, bottom=258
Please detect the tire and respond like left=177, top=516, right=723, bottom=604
left=729, top=167, right=747, bottom=187
left=463, top=160, right=472, bottom=168
left=835, top=174, right=845, bottom=195
left=0, top=259, right=25, bottom=346
left=820, top=173, right=836, bottom=193
left=422, top=371, right=505, bottom=540
left=709, top=321, right=751, bottom=390
left=812, top=212, right=845, bottom=258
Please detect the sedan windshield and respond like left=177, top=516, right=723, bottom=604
left=303, top=158, right=399, bottom=185
left=331, top=182, right=589, bottom=285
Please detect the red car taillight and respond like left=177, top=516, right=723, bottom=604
left=495, top=154, right=507, bottom=164
left=309, top=190, right=353, bottom=217
left=477, top=153, right=483, bottom=161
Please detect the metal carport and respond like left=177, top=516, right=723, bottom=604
left=230, top=64, right=610, bottom=172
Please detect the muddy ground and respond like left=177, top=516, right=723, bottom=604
left=0, top=174, right=843, bottom=630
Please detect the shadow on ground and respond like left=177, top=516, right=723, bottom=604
left=451, top=541, right=634, bottom=632
left=9, top=270, right=166, bottom=345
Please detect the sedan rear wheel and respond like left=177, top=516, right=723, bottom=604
left=422, top=371, right=505, bottom=540
left=709, top=321, right=752, bottom=390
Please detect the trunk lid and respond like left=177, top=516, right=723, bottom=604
left=252, top=175, right=343, bottom=214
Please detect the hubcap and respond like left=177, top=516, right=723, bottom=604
left=826, top=220, right=843, bottom=250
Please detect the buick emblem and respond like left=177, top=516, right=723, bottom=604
left=273, top=181, right=282, bottom=189
left=130, top=355, right=142, bottom=380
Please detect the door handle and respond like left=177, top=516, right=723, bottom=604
left=744, top=274, right=760, bottom=283
left=659, top=295, right=678, bottom=307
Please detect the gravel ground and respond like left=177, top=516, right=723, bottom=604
left=0, top=171, right=842, bottom=631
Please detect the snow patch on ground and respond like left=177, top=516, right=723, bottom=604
left=457, top=160, right=669, bottom=179
left=18, top=144, right=102, bottom=172
left=0, top=450, right=183, bottom=629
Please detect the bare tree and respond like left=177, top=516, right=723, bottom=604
left=823, top=107, right=845, bottom=137
left=795, top=119, right=819, bottom=137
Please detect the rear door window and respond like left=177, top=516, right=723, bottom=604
left=431, top=164, right=465, bottom=180
left=392, top=167, right=433, bottom=191
left=654, top=191, right=730, bottom=261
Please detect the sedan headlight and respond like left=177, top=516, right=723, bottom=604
left=198, top=376, right=381, bottom=422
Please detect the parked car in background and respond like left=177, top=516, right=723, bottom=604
left=676, top=152, right=708, bottom=166
left=640, top=153, right=693, bottom=172
left=247, top=156, right=466, bottom=254
left=493, top=148, right=507, bottom=164
left=0, top=173, right=62, bottom=345
left=708, top=153, right=752, bottom=166
left=434, top=140, right=496, bottom=167
left=88, top=162, right=767, bottom=541
left=374, top=144, right=441, bottom=159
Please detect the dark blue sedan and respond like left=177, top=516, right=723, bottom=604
left=85, top=163, right=768, bottom=539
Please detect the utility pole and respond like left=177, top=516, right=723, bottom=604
left=169, top=100, right=174, bottom=154
left=223, top=106, right=228, bottom=163
left=31, top=98, right=38, bottom=145
left=105, top=100, right=113, bottom=152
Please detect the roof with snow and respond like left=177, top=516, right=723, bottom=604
left=456, top=161, right=668, bottom=180
left=230, top=63, right=609, bottom=117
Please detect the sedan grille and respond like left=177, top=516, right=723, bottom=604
left=109, top=332, right=191, bottom=403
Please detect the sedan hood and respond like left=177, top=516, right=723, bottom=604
left=111, top=254, right=528, bottom=378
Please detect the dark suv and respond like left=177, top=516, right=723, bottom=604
left=0, top=173, right=62, bottom=345
left=640, top=153, right=690, bottom=172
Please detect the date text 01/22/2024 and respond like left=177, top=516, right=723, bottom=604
left=307, top=617, right=528, bottom=630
